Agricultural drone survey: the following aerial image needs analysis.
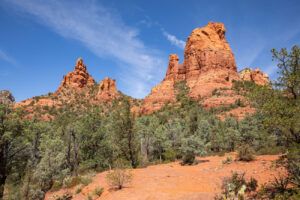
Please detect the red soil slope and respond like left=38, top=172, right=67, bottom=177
left=45, top=153, right=285, bottom=200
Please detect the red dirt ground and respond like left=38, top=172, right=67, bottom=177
left=45, top=153, right=285, bottom=200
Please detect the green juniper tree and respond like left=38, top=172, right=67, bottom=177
left=0, top=103, right=29, bottom=199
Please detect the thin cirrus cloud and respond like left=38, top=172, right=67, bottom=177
left=5, top=0, right=166, bottom=98
left=162, top=30, right=185, bottom=50
left=0, top=49, right=17, bottom=66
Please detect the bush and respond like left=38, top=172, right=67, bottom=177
left=75, top=186, right=82, bottom=194
left=222, top=156, right=233, bottom=164
left=257, top=176, right=290, bottom=199
left=63, top=176, right=80, bottom=188
left=246, top=177, right=258, bottom=193
left=163, top=149, right=177, bottom=162
left=51, top=180, right=63, bottom=191
left=87, top=195, right=92, bottom=200
left=216, top=172, right=257, bottom=200
left=287, top=144, right=300, bottom=187
left=93, top=187, right=104, bottom=196
left=237, top=145, right=255, bottom=162
left=55, top=192, right=72, bottom=200
left=80, top=176, right=92, bottom=186
left=63, top=175, right=92, bottom=188
left=106, top=159, right=133, bottom=190
left=181, top=151, right=196, bottom=165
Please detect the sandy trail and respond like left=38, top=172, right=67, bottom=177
left=45, top=153, right=284, bottom=200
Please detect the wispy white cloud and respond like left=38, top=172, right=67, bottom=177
left=162, top=30, right=185, bottom=49
left=0, top=49, right=17, bottom=66
left=5, top=0, right=166, bottom=98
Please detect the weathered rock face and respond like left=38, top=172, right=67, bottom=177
left=183, top=22, right=240, bottom=97
left=96, top=77, right=120, bottom=101
left=142, top=22, right=241, bottom=113
left=56, top=57, right=95, bottom=93
left=142, top=54, right=181, bottom=113
left=239, top=68, right=269, bottom=85
left=0, top=90, right=15, bottom=104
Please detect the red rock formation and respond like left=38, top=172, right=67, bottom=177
left=239, top=68, right=269, bottom=85
left=56, top=57, right=95, bottom=93
left=183, top=22, right=240, bottom=98
left=96, top=77, right=120, bottom=102
left=142, top=22, right=241, bottom=113
left=142, top=54, right=181, bottom=113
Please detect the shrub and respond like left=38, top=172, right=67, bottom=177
left=93, top=187, right=104, bottom=196
left=80, top=176, right=92, bottom=186
left=257, top=176, right=290, bottom=199
left=63, top=176, right=80, bottom=188
left=106, top=159, right=133, bottom=190
left=234, top=98, right=245, bottom=107
left=55, top=192, right=72, bottom=200
left=87, top=195, right=92, bottom=200
left=51, top=180, right=63, bottom=191
left=222, top=156, right=233, bottom=164
left=163, top=149, right=177, bottom=162
left=75, top=186, right=82, bottom=194
left=216, top=172, right=257, bottom=200
left=246, top=177, right=258, bottom=192
left=63, top=175, right=92, bottom=188
left=237, top=145, right=255, bottom=162
left=181, top=151, right=196, bottom=165
left=287, top=144, right=300, bottom=187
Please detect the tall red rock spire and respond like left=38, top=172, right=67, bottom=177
left=142, top=22, right=241, bottom=113
left=96, top=77, right=120, bottom=101
left=56, top=57, right=95, bottom=93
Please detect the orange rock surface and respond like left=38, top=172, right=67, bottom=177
left=16, top=22, right=270, bottom=120
left=45, top=153, right=285, bottom=200
left=56, top=57, right=96, bottom=94
left=142, top=22, right=241, bottom=114
left=96, top=78, right=120, bottom=102
left=239, top=68, right=270, bottom=85
left=142, top=22, right=268, bottom=117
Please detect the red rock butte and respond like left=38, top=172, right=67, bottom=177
left=141, top=22, right=269, bottom=114
left=96, top=77, right=120, bottom=102
left=56, top=57, right=96, bottom=94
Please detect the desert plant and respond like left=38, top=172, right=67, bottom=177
left=55, top=192, right=72, bottom=200
left=93, top=186, right=104, bottom=196
left=106, top=159, right=133, bottom=190
left=87, top=195, right=92, bottom=200
left=75, top=186, right=82, bottom=194
left=51, top=180, right=63, bottom=191
left=222, top=156, right=233, bottom=164
left=163, top=148, right=177, bottom=162
left=216, top=172, right=257, bottom=200
left=63, top=175, right=92, bottom=188
left=257, top=176, right=291, bottom=199
left=80, top=176, right=92, bottom=186
left=246, top=177, right=258, bottom=192
left=237, top=144, right=255, bottom=162
left=181, top=151, right=196, bottom=165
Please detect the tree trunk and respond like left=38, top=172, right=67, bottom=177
left=0, top=151, right=7, bottom=200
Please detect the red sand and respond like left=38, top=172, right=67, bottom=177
left=45, top=153, right=285, bottom=200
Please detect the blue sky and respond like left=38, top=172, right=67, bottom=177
left=1, top=0, right=300, bottom=102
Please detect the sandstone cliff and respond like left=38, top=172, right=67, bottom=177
left=239, top=68, right=269, bottom=85
left=142, top=22, right=241, bottom=113
left=96, top=77, right=120, bottom=102
left=141, top=22, right=268, bottom=118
